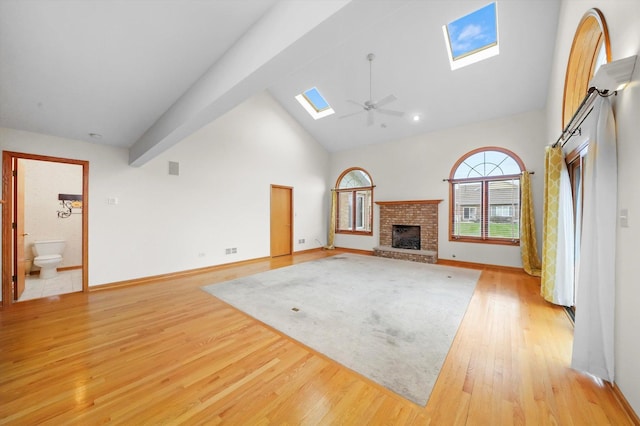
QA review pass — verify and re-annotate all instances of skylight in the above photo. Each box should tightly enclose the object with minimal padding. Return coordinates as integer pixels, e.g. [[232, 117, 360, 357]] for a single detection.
[[443, 2, 499, 70], [295, 87, 335, 120]]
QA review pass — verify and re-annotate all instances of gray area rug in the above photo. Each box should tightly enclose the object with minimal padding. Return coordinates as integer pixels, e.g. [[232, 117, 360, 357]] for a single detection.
[[201, 254, 480, 405]]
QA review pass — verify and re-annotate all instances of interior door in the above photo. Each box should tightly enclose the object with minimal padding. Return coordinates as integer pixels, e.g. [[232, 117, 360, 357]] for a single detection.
[[270, 185, 293, 257], [13, 158, 26, 299]]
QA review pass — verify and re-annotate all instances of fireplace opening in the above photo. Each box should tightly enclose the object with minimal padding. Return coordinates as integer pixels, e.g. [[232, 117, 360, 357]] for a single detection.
[[392, 225, 421, 250]]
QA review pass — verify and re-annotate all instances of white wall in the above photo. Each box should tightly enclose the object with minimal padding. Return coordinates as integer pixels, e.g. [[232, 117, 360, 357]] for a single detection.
[[1, 90, 329, 286], [545, 0, 640, 414], [23, 159, 83, 269], [329, 109, 547, 268]]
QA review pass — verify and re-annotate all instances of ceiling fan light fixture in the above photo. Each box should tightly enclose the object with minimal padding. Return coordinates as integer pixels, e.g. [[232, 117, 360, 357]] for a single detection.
[[339, 53, 405, 126]]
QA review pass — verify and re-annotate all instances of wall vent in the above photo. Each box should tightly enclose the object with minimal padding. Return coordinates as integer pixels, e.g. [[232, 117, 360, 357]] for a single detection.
[[168, 161, 180, 176]]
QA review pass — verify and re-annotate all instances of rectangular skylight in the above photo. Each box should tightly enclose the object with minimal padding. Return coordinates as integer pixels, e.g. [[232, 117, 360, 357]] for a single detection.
[[443, 2, 499, 70], [295, 87, 335, 120]]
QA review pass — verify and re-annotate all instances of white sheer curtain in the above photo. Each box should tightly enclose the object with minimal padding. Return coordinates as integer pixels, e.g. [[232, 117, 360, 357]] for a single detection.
[[571, 96, 617, 383], [555, 159, 575, 306]]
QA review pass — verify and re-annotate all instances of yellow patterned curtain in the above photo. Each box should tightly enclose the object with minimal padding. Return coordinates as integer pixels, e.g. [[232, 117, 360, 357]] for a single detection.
[[325, 190, 337, 250], [541, 145, 575, 305], [520, 171, 541, 276]]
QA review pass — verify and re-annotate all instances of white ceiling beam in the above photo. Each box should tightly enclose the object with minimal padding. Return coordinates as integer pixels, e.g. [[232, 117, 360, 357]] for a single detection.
[[128, 0, 410, 166]]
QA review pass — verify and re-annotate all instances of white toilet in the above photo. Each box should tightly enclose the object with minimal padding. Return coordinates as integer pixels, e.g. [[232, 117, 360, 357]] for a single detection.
[[32, 240, 66, 279]]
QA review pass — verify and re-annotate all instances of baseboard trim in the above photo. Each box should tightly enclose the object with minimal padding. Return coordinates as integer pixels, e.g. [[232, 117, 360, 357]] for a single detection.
[[610, 382, 640, 425], [436, 258, 525, 273], [27, 265, 82, 277], [58, 265, 82, 272], [90, 256, 271, 292]]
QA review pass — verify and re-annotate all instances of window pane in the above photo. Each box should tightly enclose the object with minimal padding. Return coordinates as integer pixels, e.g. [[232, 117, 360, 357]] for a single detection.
[[338, 170, 372, 188], [303, 87, 330, 112], [356, 190, 371, 231], [337, 192, 352, 231], [488, 180, 519, 239], [453, 150, 521, 179], [446, 2, 497, 60], [453, 182, 481, 237]]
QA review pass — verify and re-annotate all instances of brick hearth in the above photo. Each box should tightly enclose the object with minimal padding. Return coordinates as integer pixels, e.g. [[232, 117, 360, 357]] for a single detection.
[[374, 200, 442, 264]]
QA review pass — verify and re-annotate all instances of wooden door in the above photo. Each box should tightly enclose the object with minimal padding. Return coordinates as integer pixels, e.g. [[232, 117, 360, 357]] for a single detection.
[[13, 159, 26, 299], [270, 185, 292, 257]]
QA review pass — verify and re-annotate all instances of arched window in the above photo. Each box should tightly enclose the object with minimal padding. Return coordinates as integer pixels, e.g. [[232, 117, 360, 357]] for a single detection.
[[562, 8, 610, 129], [335, 167, 373, 234], [449, 147, 525, 244]]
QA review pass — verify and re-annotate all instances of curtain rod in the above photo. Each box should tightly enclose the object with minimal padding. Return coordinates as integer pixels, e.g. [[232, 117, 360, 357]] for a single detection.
[[552, 87, 615, 148]]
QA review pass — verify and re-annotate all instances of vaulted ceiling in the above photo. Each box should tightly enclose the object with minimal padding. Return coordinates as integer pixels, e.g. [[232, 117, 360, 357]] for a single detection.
[[0, 0, 560, 165]]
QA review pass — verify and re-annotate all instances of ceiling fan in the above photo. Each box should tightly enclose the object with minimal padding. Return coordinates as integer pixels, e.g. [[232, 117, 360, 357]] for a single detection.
[[340, 53, 405, 126]]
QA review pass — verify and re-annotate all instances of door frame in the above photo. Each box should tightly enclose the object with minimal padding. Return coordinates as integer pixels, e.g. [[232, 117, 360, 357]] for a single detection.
[[1, 151, 89, 308], [270, 184, 293, 257]]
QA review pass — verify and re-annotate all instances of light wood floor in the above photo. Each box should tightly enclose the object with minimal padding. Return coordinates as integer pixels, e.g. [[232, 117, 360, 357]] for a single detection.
[[0, 249, 635, 424]]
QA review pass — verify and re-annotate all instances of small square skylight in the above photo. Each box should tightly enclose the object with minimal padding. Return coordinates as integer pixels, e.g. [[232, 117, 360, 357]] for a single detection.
[[295, 87, 335, 120], [443, 2, 499, 70]]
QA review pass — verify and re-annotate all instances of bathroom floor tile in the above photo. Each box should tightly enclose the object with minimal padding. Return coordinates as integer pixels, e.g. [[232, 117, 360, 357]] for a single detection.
[[17, 270, 82, 302]]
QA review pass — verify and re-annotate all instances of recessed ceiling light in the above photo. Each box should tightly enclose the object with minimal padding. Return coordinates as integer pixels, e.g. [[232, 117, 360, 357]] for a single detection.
[[89, 133, 102, 139], [412, 114, 421, 122]]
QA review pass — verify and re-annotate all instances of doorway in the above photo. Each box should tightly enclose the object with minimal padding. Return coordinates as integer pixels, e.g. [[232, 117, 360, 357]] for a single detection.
[[270, 185, 293, 257], [566, 143, 588, 315], [2, 151, 89, 307]]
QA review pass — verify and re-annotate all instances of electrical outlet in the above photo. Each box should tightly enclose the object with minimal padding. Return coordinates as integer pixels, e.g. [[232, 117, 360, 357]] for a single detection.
[[231, 248, 237, 254], [298, 238, 305, 244], [198, 252, 205, 258]]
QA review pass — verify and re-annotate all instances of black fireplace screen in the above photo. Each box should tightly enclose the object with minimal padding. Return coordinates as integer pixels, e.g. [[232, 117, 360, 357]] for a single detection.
[[392, 225, 421, 250]]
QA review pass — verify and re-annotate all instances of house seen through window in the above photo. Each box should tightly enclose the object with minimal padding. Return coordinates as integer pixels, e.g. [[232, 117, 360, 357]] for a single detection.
[[449, 147, 524, 244], [336, 168, 373, 234]]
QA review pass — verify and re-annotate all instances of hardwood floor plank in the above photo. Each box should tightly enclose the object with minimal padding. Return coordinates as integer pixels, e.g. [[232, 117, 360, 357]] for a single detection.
[[0, 249, 636, 424]]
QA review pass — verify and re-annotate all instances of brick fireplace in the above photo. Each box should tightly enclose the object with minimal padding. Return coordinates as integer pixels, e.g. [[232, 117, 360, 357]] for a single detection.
[[374, 199, 442, 264]]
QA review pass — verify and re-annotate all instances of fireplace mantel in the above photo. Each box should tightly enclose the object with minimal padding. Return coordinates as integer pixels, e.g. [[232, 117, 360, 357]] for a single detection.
[[375, 199, 443, 206]]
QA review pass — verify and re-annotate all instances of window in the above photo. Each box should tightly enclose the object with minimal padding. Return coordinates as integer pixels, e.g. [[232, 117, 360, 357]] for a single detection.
[[463, 206, 477, 221], [492, 205, 512, 217], [295, 87, 335, 120], [449, 147, 524, 244], [562, 8, 610, 128], [336, 168, 373, 234], [443, 2, 499, 70], [562, 8, 611, 311]]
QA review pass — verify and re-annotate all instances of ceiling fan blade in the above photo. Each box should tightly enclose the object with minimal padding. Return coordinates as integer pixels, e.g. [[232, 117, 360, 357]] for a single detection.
[[375, 94, 397, 108], [367, 110, 375, 126], [347, 99, 365, 108], [339, 110, 365, 119], [377, 108, 405, 117]]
